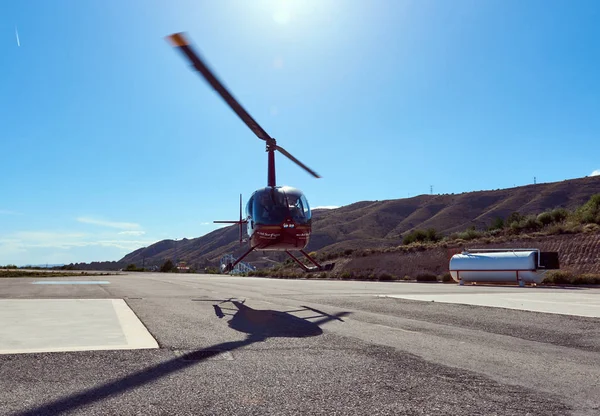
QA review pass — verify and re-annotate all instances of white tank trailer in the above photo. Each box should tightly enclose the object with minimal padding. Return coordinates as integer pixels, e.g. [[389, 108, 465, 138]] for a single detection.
[[449, 249, 560, 286]]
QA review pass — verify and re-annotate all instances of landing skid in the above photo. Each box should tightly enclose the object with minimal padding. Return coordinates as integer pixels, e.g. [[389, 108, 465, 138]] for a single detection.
[[285, 250, 335, 272], [222, 245, 256, 273], [222, 247, 335, 274]]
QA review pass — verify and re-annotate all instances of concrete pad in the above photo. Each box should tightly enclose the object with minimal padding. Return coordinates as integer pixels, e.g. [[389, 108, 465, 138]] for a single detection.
[[380, 292, 600, 318], [0, 299, 158, 354]]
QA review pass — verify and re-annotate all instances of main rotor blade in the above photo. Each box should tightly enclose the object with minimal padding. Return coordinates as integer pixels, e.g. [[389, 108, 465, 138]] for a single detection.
[[275, 145, 321, 178], [166, 33, 271, 142]]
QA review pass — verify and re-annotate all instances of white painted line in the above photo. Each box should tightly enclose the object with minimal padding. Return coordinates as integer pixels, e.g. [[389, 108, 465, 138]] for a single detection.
[[374, 323, 417, 333], [379, 293, 600, 318], [32, 281, 110, 285], [112, 299, 158, 350]]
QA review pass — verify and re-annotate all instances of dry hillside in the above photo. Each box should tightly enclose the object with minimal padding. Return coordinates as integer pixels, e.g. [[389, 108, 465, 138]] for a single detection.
[[120, 175, 600, 269], [332, 231, 600, 279]]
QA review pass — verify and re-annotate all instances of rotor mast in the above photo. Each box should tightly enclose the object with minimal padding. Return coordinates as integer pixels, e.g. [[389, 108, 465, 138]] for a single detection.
[[267, 138, 276, 187]]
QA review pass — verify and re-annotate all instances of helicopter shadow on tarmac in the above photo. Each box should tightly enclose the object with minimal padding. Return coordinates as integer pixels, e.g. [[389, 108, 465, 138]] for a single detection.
[[208, 298, 348, 341], [13, 300, 349, 416]]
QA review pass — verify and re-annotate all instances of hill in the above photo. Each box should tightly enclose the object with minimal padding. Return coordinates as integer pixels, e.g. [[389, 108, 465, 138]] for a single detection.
[[119, 175, 600, 269]]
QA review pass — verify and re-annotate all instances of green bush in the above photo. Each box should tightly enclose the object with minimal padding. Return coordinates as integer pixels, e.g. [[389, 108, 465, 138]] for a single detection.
[[575, 194, 600, 224], [125, 264, 145, 272], [550, 208, 569, 223], [403, 229, 427, 245], [507, 212, 525, 225], [160, 260, 174, 273], [488, 217, 505, 230], [403, 228, 440, 245], [542, 270, 574, 284], [378, 272, 395, 281], [440, 273, 453, 283], [573, 274, 600, 285], [543, 271, 600, 285], [521, 216, 542, 231], [416, 273, 438, 282], [509, 216, 542, 233], [537, 212, 553, 226], [457, 227, 482, 240]]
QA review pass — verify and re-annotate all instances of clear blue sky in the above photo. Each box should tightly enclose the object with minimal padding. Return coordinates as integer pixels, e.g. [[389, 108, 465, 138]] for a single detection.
[[1, 0, 599, 265]]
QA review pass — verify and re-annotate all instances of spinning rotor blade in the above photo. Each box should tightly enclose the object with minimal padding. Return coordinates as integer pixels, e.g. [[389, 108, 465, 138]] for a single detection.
[[275, 145, 321, 179], [167, 32, 321, 180], [166, 32, 270, 142]]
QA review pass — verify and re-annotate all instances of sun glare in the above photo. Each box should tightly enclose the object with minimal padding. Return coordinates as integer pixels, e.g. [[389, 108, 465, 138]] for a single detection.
[[273, 8, 292, 25], [269, 0, 319, 25]]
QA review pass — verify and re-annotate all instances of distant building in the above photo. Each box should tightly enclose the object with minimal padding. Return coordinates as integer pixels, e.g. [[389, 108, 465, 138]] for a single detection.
[[177, 261, 190, 272]]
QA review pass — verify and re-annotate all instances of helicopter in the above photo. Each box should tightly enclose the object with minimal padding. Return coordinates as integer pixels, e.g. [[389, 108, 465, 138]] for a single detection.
[[166, 33, 334, 273]]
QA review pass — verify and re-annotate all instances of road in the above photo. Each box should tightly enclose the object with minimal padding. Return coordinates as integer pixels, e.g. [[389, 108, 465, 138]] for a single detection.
[[1, 273, 599, 415]]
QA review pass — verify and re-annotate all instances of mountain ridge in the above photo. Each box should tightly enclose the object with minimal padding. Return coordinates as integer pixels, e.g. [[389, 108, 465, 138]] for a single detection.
[[119, 175, 600, 269]]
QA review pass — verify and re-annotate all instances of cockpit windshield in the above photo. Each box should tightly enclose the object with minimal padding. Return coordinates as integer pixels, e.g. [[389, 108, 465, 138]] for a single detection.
[[250, 187, 312, 225]]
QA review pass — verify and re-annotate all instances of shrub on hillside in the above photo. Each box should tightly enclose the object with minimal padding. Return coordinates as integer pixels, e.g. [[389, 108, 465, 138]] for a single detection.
[[507, 212, 525, 225], [403, 229, 427, 245], [377, 272, 395, 281], [339, 271, 352, 280], [583, 223, 600, 233], [573, 274, 600, 285], [575, 194, 600, 225], [545, 223, 566, 235], [537, 212, 553, 226], [543, 271, 600, 285], [488, 217, 505, 230], [522, 216, 543, 231], [550, 208, 569, 223], [509, 215, 542, 233], [440, 273, 453, 283], [457, 227, 482, 240], [538, 208, 569, 227], [542, 270, 574, 285], [416, 273, 438, 282], [403, 228, 440, 245]]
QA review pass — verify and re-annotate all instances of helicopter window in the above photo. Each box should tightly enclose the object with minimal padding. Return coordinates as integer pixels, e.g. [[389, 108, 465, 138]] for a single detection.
[[251, 188, 312, 225], [299, 194, 311, 219], [246, 195, 254, 219], [283, 189, 311, 224], [252, 189, 288, 225], [286, 194, 305, 220]]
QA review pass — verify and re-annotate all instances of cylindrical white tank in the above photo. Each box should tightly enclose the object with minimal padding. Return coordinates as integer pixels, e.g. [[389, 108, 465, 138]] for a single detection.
[[449, 250, 545, 284]]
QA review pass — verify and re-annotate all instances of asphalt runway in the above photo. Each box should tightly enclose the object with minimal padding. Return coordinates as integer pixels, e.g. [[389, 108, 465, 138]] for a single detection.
[[1, 273, 599, 415]]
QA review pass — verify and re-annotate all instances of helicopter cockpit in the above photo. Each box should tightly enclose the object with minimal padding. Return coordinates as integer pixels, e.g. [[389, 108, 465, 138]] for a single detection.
[[247, 186, 312, 226]]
